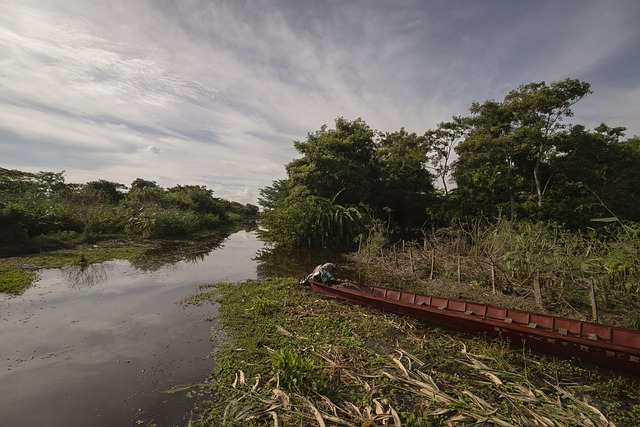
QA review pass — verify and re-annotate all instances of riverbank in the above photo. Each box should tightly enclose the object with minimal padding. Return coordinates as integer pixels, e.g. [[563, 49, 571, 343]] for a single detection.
[[0, 228, 240, 294], [186, 277, 640, 426]]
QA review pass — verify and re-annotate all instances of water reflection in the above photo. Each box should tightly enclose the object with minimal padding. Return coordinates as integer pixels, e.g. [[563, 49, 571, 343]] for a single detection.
[[254, 244, 359, 280], [61, 263, 113, 289], [128, 234, 228, 271]]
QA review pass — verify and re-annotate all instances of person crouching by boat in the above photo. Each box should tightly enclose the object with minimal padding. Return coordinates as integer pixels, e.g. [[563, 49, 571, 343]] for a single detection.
[[308, 262, 337, 284]]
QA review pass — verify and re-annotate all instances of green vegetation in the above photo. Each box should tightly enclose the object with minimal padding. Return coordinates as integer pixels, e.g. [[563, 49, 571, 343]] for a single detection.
[[256, 77, 640, 325], [355, 218, 640, 328], [0, 169, 258, 252], [0, 169, 258, 293], [259, 78, 640, 249], [185, 278, 640, 426], [0, 265, 37, 294]]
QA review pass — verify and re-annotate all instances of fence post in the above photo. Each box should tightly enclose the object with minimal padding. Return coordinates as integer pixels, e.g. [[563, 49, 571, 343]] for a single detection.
[[589, 278, 599, 323], [408, 244, 416, 274], [533, 270, 543, 309], [429, 249, 435, 280], [491, 264, 496, 295]]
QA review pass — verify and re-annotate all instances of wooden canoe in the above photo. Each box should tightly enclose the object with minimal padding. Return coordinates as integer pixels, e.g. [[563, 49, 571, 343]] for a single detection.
[[307, 280, 640, 375]]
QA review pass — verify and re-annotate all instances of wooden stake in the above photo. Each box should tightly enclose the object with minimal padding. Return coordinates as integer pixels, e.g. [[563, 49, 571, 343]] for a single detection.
[[491, 264, 496, 295], [589, 278, 599, 323], [408, 245, 415, 274], [394, 245, 398, 268], [429, 250, 435, 280], [457, 256, 461, 285], [533, 270, 543, 309]]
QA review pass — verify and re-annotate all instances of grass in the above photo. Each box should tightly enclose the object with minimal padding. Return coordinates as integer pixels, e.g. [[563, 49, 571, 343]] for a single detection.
[[0, 265, 37, 294], [184, 277, 640, 426], [0, 242, 148, 294]]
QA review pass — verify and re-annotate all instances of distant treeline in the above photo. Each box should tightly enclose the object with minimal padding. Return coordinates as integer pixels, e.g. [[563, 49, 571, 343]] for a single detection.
[[258, 78, 640, 248], [0, 168, 259, 248]]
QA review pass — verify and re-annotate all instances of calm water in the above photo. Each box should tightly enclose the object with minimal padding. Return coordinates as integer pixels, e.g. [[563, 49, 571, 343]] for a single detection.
[[0, 231, 275, 427]]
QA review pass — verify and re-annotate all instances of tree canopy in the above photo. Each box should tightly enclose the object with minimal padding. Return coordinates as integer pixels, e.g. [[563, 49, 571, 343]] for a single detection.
[[259, 78, 640, 247], [0, 168, 258, 247]]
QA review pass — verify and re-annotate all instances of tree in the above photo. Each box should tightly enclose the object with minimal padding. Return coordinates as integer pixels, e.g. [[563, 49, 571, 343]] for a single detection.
[[286, 117, 378, 206], [548, 125, 640, 226], [503, 78, 592, 207], [130, 178, 158, 191], [425, 117, 468, 195], [85, 180, 126, 204], [258, 118, 378, 247], [452, 99, 529, 220], [451, 78, 592, 221], [375, 128, 435, 232], [258, 179, 293, 211]]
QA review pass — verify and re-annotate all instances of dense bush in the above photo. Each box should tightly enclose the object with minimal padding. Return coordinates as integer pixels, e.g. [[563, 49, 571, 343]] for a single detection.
[[0, 168, 258, 250]]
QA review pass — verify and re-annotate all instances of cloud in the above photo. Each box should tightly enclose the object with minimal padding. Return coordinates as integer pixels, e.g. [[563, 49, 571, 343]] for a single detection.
[[1, 0, 639, 204]]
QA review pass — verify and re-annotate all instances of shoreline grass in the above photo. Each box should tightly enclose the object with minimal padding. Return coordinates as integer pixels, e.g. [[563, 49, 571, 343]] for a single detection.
[[185, 277, 640, 426]]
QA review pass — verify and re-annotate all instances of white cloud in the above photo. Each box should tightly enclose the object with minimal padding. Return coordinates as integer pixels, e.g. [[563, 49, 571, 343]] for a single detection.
[[1, 0, 639, 204]]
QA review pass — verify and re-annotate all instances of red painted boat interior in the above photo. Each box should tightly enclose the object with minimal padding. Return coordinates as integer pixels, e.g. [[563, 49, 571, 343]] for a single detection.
[[339, 282, 640, 351]]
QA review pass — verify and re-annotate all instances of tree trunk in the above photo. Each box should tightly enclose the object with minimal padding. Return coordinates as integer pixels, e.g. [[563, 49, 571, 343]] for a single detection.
[[533, 145, 544, 208]]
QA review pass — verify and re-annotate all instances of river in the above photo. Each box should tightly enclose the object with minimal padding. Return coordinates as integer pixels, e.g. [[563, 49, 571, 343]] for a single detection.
[[0, 230, 278, 427]]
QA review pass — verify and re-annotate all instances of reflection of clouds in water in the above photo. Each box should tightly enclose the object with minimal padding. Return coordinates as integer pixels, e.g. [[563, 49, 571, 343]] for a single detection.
[[61, 263, 113, 289]]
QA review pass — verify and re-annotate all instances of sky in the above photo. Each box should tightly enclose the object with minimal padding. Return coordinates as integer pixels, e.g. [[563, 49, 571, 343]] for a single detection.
[[1, 0, 639, 205]]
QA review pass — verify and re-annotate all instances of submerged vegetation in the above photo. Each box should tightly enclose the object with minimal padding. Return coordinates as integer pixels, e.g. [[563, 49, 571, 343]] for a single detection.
[[185, 278, 640, 426]]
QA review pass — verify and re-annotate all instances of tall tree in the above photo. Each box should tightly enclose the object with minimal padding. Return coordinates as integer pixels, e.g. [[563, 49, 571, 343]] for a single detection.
[[452, 78, 592, 221], [425, 117, 468, 195], [286, 117, 377, 206], [85, 180, 126, 204], [452, 100, 529, 220], [503, 78, 592, 207], [549, 125, 640, 226], [375, 128, 435, 232]]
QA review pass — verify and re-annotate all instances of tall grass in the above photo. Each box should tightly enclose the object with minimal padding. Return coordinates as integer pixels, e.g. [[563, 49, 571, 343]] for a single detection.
[[355, 218, 640, 328]]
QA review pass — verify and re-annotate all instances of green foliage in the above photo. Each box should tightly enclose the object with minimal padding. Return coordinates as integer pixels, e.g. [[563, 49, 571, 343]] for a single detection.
[[187, 277, 638, 427], [0, 265, 37, 294], [259, 187, 366, 248], [85, 180, 126, 204], [260, 118, 438, 247], [252, 297, 279, 315], [450, 78, 603, 225], [0, 168, 249, 253], [128, 207, 199, 238], [375, 128, 435, 232], [270, 348, 322, 393], [287, 117, 378, 206]]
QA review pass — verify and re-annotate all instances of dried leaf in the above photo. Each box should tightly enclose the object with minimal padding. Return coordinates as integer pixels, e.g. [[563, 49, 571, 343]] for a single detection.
[[389, 405, 402, 426], [232, 372, 239, 388], [373, 398, 385, 415], [251, 374, 261, 392], [301, 396, 326, 427], [482, 371, 503, 385], [268, 411, 280, 427], [391, 356, 410, 378]]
